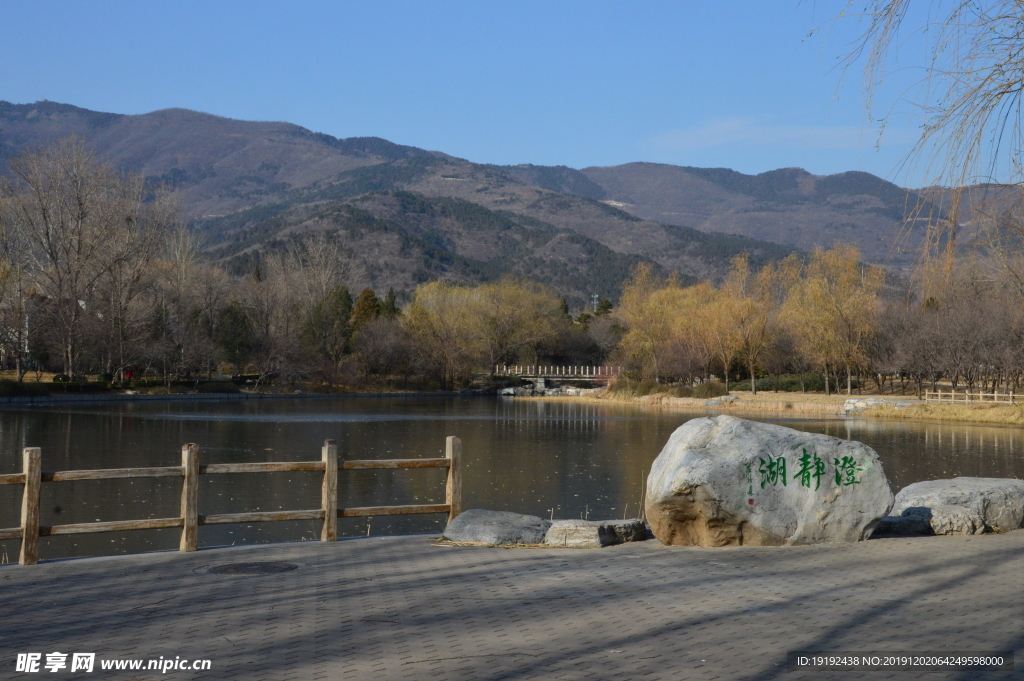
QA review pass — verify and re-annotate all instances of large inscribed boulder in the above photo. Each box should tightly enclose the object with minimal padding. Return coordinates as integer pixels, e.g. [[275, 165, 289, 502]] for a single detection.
[[891, 477, 1024, 531], [645, 415, 894, 546]]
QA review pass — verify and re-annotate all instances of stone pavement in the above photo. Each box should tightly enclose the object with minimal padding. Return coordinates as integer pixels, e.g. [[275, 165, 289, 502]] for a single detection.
[[2, 530, 1022, 681]]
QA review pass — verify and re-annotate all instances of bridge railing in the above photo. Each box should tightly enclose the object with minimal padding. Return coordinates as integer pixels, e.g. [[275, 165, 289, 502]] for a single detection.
[[495, 365, 621, 377]]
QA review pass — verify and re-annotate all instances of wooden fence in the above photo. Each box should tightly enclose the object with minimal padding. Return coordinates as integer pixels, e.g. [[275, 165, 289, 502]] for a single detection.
[[924, 390, 1016, 404], [0, 436, 462, 565]]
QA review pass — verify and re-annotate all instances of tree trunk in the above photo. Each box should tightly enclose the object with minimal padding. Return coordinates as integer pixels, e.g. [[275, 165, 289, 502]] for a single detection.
[[749, 360, 757, 395], [846, 365, 852, 395]]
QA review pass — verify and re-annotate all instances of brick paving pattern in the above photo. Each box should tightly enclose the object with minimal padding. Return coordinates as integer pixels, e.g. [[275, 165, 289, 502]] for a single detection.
[[2, 530, 1022, 680]]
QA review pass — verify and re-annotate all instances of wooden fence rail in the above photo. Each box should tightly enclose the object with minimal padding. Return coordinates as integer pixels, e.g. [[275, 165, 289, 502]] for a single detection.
[[0, 436, 462, 565], [924, 390, 1016, 404]]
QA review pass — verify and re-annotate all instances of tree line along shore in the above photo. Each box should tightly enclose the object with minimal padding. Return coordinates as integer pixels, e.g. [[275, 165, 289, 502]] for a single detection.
[[1, 138, 1022, 407]]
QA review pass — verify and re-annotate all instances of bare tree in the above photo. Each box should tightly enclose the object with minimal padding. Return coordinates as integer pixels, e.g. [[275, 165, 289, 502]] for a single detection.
[[839, 1, 1024, 261], [0, 227, 34, 380], [2, 137, 169, 375]]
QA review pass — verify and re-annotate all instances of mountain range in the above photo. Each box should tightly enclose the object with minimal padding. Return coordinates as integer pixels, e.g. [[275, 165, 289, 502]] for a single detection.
[[0, 100, 939, 306]]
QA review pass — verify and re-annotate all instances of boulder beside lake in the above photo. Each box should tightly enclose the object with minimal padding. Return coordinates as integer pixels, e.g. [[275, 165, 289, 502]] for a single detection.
[[442, 509, 550, 545], [645, 415, 894, 546], [542, 519, 647, 549], [876, 504, 985, 536], [891, 477, 1024, 531]]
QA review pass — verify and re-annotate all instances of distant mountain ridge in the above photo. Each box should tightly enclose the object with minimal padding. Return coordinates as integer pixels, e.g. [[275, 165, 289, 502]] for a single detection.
[[0, 100, 937, 302]]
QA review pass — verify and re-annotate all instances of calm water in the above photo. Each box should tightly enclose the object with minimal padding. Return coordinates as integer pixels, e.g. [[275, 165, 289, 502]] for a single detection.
[[1, 396, 1023, 561]]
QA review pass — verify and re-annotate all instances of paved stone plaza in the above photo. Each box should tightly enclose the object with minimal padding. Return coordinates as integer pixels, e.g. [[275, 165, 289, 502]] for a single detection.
[[2, 530, 1022, 680]]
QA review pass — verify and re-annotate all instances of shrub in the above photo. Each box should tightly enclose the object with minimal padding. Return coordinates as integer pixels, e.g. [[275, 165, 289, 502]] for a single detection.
[[672, 385, 694, 398], [607, 378, 631, 394], [52, 374, 71, 384], [196, 381, 240, 394], [734, 374, 830, 393], [608, 378, 669, 396], [633, 379, 663, 396], [0, 380, 50, 397], [693, 380, 728, 398]]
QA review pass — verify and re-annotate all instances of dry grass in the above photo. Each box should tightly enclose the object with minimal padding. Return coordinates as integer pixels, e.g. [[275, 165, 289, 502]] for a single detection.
[[532, 389, 1024, 427], [528, 391, 849, 415], [864, 402, 1024, 425], [0, 370, 58, 383]]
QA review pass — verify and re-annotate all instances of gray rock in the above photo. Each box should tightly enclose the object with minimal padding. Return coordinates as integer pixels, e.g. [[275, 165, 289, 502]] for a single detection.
[[645, 415, 894, 546], [442, 509, 550, 545], [875, 504, 985, 536], [704, 395, 738, 407], [842, 397, 890, 414], [542, 519, 647, 548], [908, 505, 986, 536], [875, 513, 932, 536], [892, 477, 1024, 531]]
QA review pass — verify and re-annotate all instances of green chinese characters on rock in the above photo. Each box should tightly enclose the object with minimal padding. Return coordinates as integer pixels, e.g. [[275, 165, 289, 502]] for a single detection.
[[793, 448, 826, 490], [757, 453, 786, 488], [748, 446, 865, 501], [834, 456, 864, 486]]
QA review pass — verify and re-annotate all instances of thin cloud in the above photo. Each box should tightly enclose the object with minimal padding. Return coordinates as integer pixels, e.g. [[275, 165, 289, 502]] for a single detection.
[[645, 117, 915, 152]]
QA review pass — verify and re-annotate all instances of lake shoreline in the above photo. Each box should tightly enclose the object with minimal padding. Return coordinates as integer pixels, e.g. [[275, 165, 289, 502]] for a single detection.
[[523, 390, 1024, 426], [9, 387, 1024, 427], [0, 389, 468, 407]]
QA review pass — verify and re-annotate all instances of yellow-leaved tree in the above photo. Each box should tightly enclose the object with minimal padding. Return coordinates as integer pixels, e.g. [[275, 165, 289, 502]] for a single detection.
[[782, 246, 883, 395], [465, 278, 564, 372], [616, 264, 681, 380], [403, 281, 479, 389]]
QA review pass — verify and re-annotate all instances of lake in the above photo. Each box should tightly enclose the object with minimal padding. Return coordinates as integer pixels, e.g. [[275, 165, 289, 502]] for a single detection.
[[2, 396, 1023, 561]]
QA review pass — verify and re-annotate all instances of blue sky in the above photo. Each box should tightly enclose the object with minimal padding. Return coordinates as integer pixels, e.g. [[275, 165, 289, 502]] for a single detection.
[[1, 1, 930, 183]]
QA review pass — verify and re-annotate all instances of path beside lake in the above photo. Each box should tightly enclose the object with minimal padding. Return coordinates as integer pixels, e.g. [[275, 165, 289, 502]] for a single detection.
[[3, 531, 1022, 680]]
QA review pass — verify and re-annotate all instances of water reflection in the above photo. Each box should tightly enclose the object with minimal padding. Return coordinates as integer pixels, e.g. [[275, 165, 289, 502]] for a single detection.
[[0, 397, 1022, 561]]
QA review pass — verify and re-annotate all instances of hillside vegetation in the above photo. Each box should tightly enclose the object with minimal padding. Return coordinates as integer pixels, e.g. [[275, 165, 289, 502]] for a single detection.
[[0, 100, 942, 294]]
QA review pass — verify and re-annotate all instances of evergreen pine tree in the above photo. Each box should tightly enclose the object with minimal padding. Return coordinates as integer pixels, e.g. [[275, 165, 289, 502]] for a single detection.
[[300, 285, 352, 365], [350, 288, 381, 334], [381, 287, 400, 316], [559, 297, 571, 319]]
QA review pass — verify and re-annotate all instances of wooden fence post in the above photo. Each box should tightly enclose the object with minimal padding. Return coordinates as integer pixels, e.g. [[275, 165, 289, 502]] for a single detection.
[[179, 443, 199, 552], [321, 439, 337, 541], [19, 447, 40, 565], [445, 436, 462, 524]]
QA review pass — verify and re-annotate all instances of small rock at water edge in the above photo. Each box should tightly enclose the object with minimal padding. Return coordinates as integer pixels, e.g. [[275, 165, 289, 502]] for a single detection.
[[891, 477, 1024, 531], [542, 519, 647, 548], [442, 509, 550, 545], [875, 504, 985, 536], [645, 415, 894, 546]]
